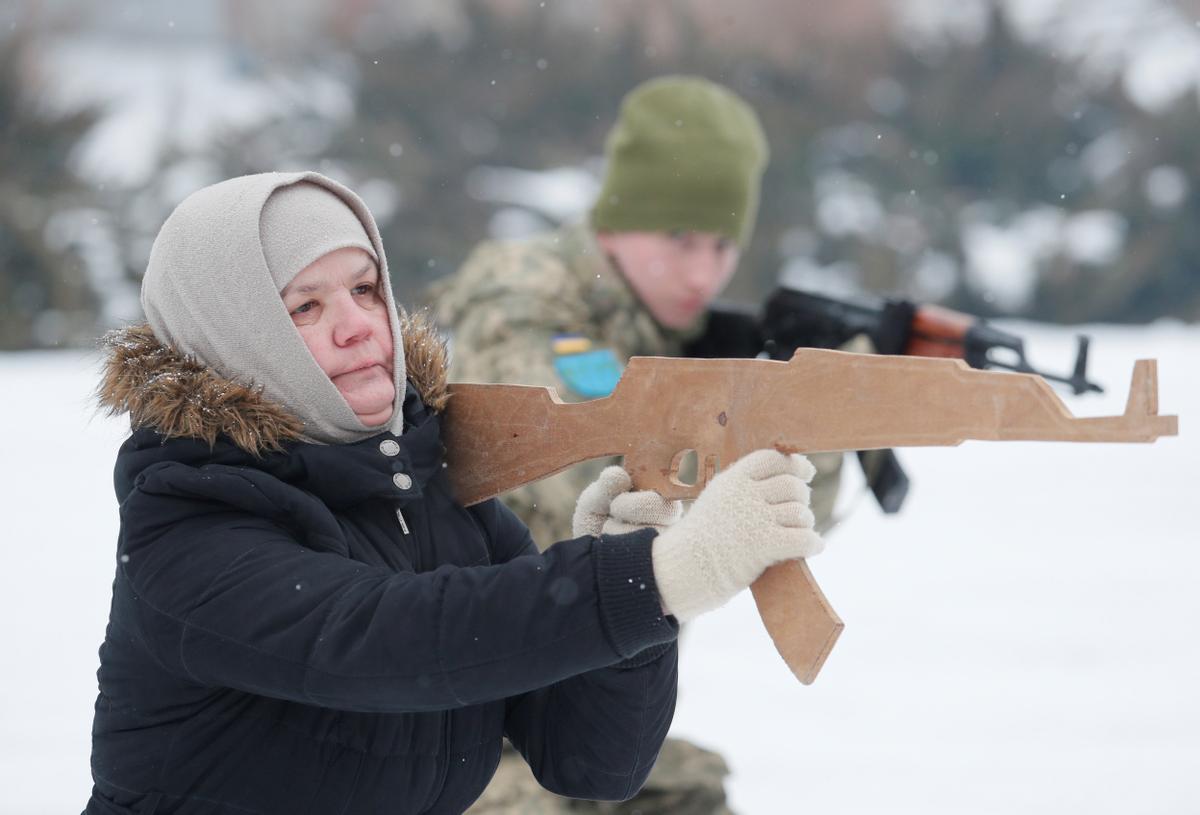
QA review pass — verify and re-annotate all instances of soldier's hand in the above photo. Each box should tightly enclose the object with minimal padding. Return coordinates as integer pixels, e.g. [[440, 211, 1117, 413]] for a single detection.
[[572, 466, 683, 538], [650, 449, 823, 622]]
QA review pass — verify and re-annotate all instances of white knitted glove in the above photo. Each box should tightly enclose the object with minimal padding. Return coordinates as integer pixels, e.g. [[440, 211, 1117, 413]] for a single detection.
[[651, 449, 824, 622], [572, 466, 684, 538]]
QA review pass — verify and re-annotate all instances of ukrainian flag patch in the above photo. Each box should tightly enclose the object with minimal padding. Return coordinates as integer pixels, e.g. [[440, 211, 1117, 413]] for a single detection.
[[552, 334, 623, 398], [551, 335, 593, 355]]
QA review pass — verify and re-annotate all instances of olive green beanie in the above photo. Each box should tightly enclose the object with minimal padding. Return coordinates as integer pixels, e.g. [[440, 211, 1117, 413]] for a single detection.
[[590, 75, 769, 247]]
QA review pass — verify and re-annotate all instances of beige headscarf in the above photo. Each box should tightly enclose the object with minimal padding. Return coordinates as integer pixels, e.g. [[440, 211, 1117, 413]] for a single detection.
[[141, 171, 407, 445]]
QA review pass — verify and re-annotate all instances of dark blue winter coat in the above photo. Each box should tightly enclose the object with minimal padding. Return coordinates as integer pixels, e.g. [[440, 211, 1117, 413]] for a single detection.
[[87, 323, 678, 814]]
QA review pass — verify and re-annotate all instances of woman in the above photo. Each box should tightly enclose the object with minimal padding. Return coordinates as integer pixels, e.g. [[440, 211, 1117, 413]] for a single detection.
[[89, 171, 823, 813]]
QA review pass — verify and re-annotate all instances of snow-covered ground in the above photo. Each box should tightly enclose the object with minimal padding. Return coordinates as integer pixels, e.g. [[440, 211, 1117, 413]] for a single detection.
[[0, 321, 1194, 813]]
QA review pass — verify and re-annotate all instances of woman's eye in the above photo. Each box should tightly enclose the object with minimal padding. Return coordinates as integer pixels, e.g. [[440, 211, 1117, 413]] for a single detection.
[[292, 301, 316, 315], [353, 284, 376, 297]]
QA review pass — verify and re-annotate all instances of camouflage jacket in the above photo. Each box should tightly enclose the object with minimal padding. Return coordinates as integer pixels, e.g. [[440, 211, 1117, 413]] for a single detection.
[[436, 223, 843, 548]]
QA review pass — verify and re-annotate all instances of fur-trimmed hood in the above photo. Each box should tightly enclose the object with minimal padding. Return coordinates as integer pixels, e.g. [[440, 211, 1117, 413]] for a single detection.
[[97, 311, 450, 456]]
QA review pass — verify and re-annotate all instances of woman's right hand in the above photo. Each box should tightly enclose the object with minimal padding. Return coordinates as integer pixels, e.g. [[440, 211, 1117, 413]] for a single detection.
[[572, 465, 683, 538], [650, 449, 824, 622]]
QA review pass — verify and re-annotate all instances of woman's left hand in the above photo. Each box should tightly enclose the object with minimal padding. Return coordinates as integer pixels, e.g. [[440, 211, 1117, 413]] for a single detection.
[[572, 466, 684, 538]]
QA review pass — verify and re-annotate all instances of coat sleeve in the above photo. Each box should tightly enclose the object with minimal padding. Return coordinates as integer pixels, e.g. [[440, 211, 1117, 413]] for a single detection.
[[504, 645, 677, 802], [474, 499, 680, 802], [116, 474, 677, 715]]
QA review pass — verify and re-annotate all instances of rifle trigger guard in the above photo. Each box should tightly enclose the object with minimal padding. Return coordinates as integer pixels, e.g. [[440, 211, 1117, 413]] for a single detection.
[[665, 449, 719, 495]]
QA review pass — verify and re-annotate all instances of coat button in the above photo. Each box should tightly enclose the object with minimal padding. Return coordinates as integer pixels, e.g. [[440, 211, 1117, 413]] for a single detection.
[[379, 439, 401, 457], [392, 472, 413, 490]]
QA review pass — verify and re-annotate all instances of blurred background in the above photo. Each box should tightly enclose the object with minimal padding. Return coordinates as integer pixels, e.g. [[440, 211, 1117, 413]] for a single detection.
[[1, 2, 1197, 813], [4, 0, 1200, 350]]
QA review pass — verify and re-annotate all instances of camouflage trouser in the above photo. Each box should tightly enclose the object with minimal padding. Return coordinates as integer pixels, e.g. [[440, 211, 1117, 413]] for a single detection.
[[466, 737, 734, 814]]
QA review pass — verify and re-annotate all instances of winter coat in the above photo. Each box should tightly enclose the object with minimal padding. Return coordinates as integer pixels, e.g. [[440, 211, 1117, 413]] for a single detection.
[[86, 317, 679, 815]]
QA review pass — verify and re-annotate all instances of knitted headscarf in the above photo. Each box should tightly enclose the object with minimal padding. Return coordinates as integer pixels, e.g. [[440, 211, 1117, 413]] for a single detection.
[[590, 75, 769, 247], [141, 171, 407, 444]]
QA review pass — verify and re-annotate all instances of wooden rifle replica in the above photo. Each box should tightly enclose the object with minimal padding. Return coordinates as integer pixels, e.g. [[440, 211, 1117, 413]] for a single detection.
[[441, 349, 1178, 685]]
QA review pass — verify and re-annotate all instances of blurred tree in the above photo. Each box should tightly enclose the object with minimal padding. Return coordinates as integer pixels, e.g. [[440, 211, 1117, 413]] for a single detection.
[[0, 35, 96, 349], [1089, 95, 1200, 322], [750, 5, 1200, 322], [6, 0, 1199, 350]]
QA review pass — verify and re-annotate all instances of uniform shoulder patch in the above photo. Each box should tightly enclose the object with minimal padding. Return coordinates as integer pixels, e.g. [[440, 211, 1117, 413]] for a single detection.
[[552, 334, 623, 398]]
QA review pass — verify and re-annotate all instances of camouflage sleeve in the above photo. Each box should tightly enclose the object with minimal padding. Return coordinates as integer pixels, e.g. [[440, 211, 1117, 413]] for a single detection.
[[805, 451, 842, 534], [438, 241, 612, 550]]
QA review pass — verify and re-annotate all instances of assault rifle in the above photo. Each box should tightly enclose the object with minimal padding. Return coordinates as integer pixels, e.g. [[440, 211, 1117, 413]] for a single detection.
[[684, 287, 1105, 514]]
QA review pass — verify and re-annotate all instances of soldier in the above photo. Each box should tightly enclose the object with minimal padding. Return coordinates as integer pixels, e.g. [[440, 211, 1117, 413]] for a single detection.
[[437, 75, 842, 813]]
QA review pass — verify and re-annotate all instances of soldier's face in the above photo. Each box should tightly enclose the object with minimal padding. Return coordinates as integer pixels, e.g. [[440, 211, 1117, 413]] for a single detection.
[[597, 230, 739, 329], [281, 247, 396, 427]]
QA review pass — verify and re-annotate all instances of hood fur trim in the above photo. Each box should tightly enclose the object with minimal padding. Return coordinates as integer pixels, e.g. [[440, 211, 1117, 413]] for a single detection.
[[97, 311, 450, 456]]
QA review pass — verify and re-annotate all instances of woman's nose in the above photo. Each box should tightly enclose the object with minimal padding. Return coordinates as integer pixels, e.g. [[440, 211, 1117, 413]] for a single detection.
[[331, 296, 374, 347]]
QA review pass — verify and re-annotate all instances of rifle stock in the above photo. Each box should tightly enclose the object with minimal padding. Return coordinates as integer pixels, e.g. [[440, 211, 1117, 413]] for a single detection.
[[441, 349, 1178, 684]]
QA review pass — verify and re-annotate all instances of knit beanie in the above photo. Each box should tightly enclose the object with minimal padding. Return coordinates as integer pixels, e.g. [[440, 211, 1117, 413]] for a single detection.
[[590, 75, 769, 247], [259, 182, 377, 291], [141, 171, 407, 445]]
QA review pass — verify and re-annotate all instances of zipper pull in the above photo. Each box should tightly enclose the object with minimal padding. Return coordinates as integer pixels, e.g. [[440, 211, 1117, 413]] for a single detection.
[[395, 508, 411, 536]]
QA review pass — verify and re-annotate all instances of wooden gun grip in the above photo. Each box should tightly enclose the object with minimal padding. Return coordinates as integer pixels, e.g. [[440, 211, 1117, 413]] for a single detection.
[[626, 450, 843, 684], [750, 560, 843, 685]]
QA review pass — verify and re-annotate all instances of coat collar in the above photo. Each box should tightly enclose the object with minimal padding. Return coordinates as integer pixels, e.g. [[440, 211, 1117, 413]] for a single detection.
[[262, 384, 445, 509], [98, 312, 449, 457], [100, 312, 452, 508], [114, 383, 445, 510]]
